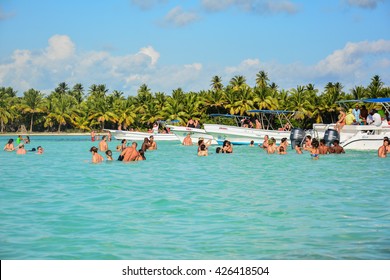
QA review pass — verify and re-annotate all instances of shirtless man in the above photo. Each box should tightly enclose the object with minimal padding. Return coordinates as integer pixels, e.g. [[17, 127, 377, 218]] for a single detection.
[[99, 136, 108, 152], [148, 135, 157, 150], [120, 142, 139, 161], [329, 140, 345, 154], [182, 134, 193, 146], [16, 144, 27, 154], [90, 146, 104, 163], [378, 139, 389, 158], [319, 139, 329, 154]]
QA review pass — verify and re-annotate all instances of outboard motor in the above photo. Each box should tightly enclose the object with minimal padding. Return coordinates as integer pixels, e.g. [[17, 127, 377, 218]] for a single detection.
[[290, 128, 305, 149], [323, 129, 339, 146]]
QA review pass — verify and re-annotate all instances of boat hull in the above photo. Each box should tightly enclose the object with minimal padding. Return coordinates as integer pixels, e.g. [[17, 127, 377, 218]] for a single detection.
[[203, 124, 290, 145], [165, 125, 217, 144], [106, 130, 178, 141], [313, 123, 390, 150]]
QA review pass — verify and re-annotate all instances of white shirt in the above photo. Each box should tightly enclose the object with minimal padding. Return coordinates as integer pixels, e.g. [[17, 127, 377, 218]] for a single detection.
[[372, 113, 382, 126]]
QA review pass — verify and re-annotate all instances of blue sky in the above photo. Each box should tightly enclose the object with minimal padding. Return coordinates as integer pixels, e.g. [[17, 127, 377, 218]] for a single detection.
[[0, 0, 389, 95]]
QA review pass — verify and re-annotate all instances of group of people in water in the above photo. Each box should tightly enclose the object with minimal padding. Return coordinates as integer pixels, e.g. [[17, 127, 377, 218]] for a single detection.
[[89, 134, 158, 163], [3, 135, 44, 154]]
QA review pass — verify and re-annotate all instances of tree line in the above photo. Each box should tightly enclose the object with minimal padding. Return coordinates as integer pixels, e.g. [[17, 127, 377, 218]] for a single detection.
[[0, 71, 389, 133]]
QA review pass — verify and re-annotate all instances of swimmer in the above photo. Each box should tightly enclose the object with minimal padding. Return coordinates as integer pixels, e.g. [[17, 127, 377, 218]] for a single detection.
[[182, 134, 193, 146], [105, 150, 113, 161], [4, 139, 15, 151], [90, 146, 104, 163], [148, 135, 157, 150], [310, 138, 320, 160], [16, 144, 27, 155], [99, 135, 108, 152], [135, 149, 146, 161], [198, 144, 208, 156], [36, 146, 44, 154]]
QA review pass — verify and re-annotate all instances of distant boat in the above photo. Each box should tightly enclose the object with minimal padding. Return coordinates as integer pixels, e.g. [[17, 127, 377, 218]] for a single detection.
[[203, 111, 294, 145], [105, 120, 178, 141], [313, 97, 390, 150], [105, 129, 178, 141], [165, 125, 217, 145]]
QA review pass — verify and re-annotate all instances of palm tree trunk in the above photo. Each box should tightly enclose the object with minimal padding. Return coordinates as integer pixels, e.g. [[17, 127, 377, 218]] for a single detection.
[[58, 124, 61, 133], [1, 119, 4, 133], [30, 114, 34, 132]]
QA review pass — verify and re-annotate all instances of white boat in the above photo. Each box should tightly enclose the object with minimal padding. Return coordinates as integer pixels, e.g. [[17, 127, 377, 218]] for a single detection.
[[313, 97, 390, 150], [106, 129, 178, 141], [165, 125, 217, 145], [203, 111, 294, 145]]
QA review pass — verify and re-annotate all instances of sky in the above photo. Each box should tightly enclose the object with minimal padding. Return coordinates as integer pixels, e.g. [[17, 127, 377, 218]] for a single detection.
[[0, 0, 389, 96]]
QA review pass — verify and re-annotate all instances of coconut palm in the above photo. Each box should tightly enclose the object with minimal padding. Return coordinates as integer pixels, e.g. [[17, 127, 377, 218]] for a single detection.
[[210, 76, 224, 92], [45, 95, 77, 132], [19, 88, 46, 132], [255, 70, 269, 89], [229, 75, 247, 92], [367, 75, 384, 98], [0, 87, 17, 133]]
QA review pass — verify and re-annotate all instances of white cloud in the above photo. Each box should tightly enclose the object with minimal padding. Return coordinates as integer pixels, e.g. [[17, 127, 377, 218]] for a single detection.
[[162, 6, 199, 27], [316, 40, 390, 74], [1, 35, 389, 95], [138, 46, 160, 66], [346, 0, 384, 9], [201, 0, 299, 14], [44, 35, 75, 60]]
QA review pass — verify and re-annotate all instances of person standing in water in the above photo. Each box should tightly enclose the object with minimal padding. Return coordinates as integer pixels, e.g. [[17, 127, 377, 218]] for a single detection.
[[90, 146, 104, 163]]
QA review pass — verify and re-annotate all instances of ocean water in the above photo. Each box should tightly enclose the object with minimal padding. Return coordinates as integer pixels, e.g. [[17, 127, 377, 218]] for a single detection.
[[0, 135, 389, 260]]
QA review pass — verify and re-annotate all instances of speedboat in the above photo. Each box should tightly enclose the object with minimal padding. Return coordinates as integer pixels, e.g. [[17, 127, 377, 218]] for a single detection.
[[165, 125, 217, 145], [203, 111, 294, 145], [105, 129, 178, 141], [313, 97, 390, 150]]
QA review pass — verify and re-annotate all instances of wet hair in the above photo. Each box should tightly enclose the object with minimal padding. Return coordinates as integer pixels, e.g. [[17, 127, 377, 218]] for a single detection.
[[312, 138, 319, 148], [138, 149, 146, 160], [198, 139, 204, 146], [102, 135, 106, 140], [121, 139, 126, 144], [106, 150, 112, 156], [320, 139, 326, 145], [250, 140, 254, 145], [216, 147, 222, 153], [8, 139, 13, 144], [90, 146, 98, 153], [333, 139, 340, 145], [200, 144, 206, 151], [279, 146, 285, 152]]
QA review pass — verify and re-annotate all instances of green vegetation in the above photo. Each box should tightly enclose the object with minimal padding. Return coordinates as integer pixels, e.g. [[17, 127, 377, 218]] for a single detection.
[[0, 72, 389, 133]]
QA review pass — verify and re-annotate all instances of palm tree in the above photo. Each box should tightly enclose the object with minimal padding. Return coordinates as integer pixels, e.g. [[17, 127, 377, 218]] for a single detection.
[[255, 70, 269, 89], [210, 76, 224, 92], [367, 75, 384, 98], [20, 89, 46, 132], [45, 95, 77, 132], [71, 83, 85, 104], [229, 75, 247, 92], [0, 87, 17, 133]]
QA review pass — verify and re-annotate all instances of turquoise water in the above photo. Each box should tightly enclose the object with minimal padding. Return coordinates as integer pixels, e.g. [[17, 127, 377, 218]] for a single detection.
[[0, 136, 389, 260]]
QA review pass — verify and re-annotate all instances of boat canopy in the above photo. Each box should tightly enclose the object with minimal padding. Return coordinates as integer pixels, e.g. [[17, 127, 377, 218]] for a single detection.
[[336, 97, 390, 115], [246, 110, 295, 130], [209, 113, 247, 118]]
